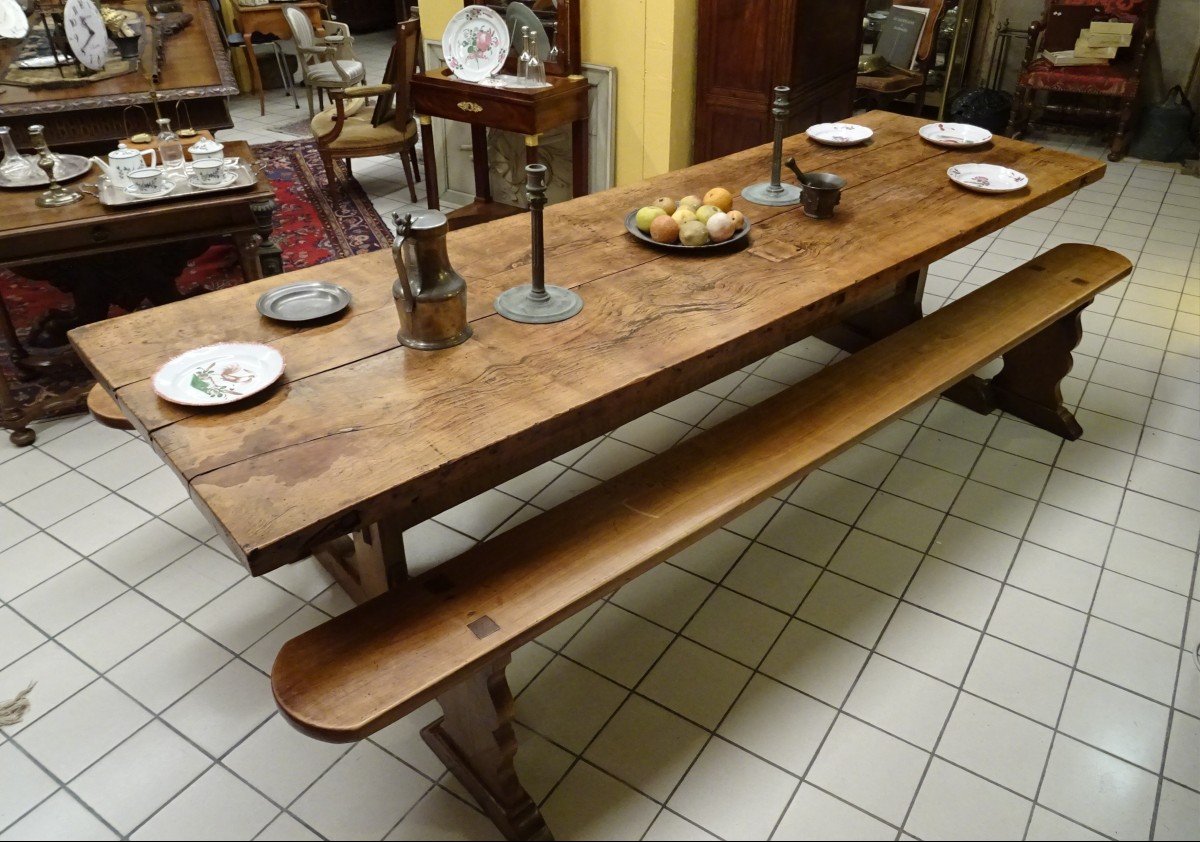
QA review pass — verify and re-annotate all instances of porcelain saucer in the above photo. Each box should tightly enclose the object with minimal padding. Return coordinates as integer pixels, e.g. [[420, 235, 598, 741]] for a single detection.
[[947, 163, 1029, 193]]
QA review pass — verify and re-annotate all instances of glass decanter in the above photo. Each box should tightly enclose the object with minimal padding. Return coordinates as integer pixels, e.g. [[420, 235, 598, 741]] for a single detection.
[[156, 117, 185, 171], [0, 126, 35, 180], [522, 29, 546, 87], [517, 27, 532, 79]]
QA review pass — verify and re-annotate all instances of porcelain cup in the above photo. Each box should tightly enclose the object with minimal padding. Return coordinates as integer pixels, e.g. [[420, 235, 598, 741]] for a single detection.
[[128, 167, 165, 194], [192, 159, 224, 185]]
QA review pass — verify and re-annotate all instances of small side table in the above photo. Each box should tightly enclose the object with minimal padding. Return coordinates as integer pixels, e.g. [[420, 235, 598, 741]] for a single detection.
[[234, 1, 327, 115], [0, 140, 278, 446], [411, 69, 590, 229]]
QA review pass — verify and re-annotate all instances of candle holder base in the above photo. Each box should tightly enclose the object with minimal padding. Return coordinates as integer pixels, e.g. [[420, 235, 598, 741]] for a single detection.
[[495, 284, 583, 324], [741, 181, 802, 207]]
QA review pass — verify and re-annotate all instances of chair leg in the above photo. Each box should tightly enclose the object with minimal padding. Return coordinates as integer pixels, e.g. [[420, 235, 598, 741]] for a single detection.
[[273, 42, 300, 110], [400, 148, 418, 203], [409, 147, 421, 183], [319, 151, 339, 201], [305, 83, 314, 119], [1007, 86, 1031, 139], [344, 158, 352, 176], [1109, 97, 1134, 162], [318, 88, 325, 112]]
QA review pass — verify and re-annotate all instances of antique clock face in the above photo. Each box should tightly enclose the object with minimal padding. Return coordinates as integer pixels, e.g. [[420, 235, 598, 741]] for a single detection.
[[63, 0, 109, 71]]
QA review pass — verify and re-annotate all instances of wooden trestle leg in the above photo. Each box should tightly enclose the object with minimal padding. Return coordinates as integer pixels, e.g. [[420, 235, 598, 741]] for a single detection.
[[989, 302, 1087, 440], [313, 516, 408, 604], [421, 657, 553, 842]]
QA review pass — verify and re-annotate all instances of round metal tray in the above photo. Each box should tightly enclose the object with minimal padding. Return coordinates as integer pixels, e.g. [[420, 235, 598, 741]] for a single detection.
[[624, 209, 751, 252], [256, 282, 352, 322], [0, 154, 93, 189]]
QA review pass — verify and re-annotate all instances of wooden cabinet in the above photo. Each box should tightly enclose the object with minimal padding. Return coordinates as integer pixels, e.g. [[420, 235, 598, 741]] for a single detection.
[[694, 0, 867, 162]]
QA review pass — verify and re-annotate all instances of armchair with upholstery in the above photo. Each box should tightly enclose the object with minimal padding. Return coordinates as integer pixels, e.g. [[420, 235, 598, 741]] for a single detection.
[[283, 6, 367, 117], [1006, 0, 1157, 161], [310, 18, 421, 202]]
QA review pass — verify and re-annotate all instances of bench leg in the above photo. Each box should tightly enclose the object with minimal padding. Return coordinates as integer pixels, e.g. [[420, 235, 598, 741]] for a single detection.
[[314, 516, 408, 604], [422, 658, 552, 842], [988, 303, 1086, 440]]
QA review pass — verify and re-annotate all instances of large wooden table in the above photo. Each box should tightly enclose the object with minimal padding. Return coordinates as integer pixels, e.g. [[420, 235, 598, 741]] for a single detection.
[[70, 112, 1105, 599]]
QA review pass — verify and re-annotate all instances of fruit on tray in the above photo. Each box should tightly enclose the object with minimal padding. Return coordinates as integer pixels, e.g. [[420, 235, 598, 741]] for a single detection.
[[636, 206, 666, 233], [633, 187, 741, 247], [706, 211, 736, 243], [679, 219, 711, 247], [703, 187, 734, 212], [650, 214, 680, 244]]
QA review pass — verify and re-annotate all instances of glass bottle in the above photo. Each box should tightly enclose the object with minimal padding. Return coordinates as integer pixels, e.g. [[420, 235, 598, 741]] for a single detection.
[[156, 117, 185, 171], [517, 27, 532, 80], [523, 29, 546, 87], [0, 126, 35, 179]]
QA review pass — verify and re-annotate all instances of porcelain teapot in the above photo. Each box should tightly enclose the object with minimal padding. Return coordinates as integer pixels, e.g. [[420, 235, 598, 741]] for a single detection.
[[89, 145, 156, 187], [188, 137, 225, 162]]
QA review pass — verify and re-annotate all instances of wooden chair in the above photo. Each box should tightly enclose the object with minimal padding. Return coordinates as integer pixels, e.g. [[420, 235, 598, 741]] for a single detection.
[[1007, 0, 1157, 161], [310, 19, 421, 202], [855, 0, 949, 115], [283, 5, 367, 118]]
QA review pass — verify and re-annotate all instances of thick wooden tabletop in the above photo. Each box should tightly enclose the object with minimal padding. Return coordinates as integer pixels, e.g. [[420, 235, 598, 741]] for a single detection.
[[70, 112, 1106, 575]]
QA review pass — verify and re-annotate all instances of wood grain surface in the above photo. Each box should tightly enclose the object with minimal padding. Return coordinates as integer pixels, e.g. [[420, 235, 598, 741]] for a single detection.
[[271, 244, 1132, 742], [70, 112, 1107, 575]]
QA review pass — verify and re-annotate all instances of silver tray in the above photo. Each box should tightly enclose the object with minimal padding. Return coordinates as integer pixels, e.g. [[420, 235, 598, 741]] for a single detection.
[[83, 162, 260, 207], [0, 154, 93, 189], [257, 282, 352, 321]]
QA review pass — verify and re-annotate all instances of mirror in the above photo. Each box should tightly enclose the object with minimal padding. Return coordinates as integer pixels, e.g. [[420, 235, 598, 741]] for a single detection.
[[465, 0, 580, 77]]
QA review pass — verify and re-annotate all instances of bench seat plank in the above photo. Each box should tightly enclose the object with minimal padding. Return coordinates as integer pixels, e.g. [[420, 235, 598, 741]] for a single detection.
[[272, 243, 1131, 743]]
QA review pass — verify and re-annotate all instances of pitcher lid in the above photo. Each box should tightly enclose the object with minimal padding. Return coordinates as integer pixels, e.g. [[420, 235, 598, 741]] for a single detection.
[[393, 209, 448, 234]]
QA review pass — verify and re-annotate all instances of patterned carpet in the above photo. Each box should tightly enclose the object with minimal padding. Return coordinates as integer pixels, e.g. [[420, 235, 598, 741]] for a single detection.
[[0, 140, 391, 415]]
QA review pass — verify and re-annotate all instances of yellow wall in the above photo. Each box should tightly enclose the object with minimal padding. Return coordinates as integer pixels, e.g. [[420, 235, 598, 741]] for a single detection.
[[419, 1, 697, 185]]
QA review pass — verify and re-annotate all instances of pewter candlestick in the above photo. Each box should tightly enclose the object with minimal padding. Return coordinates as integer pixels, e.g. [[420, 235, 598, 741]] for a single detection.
[[741, 86, 802, 207], [494, 164, 584, 324], [30, 125, 82, 208]]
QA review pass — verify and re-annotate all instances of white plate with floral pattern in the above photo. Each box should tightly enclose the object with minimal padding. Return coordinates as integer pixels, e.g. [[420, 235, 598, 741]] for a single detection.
[[152, 342, 284, 407], [947, 163, 1029, 194], [807, 122, 873, 146], [442, 5, 509, 83], [919, 122, 993, 148]]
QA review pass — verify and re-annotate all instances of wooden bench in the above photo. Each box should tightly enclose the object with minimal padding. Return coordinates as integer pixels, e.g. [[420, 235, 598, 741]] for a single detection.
[[271, 244, 1131, 841]]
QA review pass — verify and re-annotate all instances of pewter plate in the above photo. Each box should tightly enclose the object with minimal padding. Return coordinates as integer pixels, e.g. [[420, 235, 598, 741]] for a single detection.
[[0, 154, 92, 189], [256, 282, 351, 322]]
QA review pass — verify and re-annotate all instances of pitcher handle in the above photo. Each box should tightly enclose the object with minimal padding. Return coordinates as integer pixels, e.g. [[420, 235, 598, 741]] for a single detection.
[[140, 148, 157, 168], [391, 212, 416, 313]]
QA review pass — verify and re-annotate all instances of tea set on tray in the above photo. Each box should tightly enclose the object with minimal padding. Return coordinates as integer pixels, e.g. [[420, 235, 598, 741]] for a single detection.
[[84, 137, 257, 205]]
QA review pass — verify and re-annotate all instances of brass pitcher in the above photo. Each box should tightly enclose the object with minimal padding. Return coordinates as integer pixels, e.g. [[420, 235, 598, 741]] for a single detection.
[[391, 211, 472, 350]]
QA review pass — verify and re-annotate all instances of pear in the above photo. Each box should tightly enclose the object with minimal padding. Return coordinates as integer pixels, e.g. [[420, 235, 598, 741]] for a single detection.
[[695, 204, 721, 224], [652, 196, 677, 215], [635, 206, 666, 233], [678, 195, 702, 211], [728, 210, 746, 231], [672, 206, 698, 226], [679, 219, 711, 247]]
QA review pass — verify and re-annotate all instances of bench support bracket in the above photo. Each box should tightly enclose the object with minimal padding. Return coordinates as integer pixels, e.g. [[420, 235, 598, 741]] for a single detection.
[[988, 302, 1087, 441], [422, 657, 553, 842]]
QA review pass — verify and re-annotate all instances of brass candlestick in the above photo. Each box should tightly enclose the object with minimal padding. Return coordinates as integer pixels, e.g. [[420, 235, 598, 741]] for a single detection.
[[494, 164, 584, 324], [741, 86, 802, 207], [29, 125, 83, 208]]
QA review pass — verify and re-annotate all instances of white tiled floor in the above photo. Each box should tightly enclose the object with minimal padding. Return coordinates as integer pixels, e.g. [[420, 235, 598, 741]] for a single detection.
[[2, 31, 1200, 842]]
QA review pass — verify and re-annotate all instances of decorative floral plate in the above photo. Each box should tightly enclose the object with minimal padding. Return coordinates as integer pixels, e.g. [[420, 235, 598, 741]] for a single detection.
[[919, 122, 993, 148], [807, 123, 874, 147], [442, 5, 509, 83], [152, 342, 285, 407], [947, 163, 1029, 194]]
